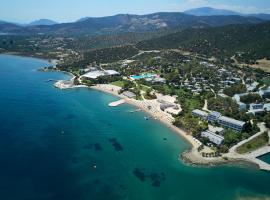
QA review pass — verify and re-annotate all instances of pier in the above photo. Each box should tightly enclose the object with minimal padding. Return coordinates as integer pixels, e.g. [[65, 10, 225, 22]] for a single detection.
[[109, 99, 126, 107]]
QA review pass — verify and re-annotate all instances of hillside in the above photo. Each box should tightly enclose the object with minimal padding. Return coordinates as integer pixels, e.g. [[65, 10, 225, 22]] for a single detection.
[[136, 22, 270, 61], [184, 7, 240, 16], [184, 7, 270, 21], [28, 19, 58, 26], [0, 12, 265, 35]]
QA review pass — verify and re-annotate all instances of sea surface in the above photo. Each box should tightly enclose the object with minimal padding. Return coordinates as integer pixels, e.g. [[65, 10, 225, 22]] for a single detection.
[[0, 55, 270, 200]]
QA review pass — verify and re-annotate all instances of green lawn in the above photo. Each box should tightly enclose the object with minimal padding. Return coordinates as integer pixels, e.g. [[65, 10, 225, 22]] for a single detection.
[[111, 80, 125, 87], [236, 132, 269, 154]]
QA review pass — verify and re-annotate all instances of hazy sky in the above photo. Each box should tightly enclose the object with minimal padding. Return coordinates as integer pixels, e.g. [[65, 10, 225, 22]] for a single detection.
[[1, 0, 270, 23]]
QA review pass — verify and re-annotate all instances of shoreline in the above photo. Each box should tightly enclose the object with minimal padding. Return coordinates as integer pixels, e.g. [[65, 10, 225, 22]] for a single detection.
[[54, 81, 267, 170], [2, 53, 268, 170], [82, 84, 265, 169]]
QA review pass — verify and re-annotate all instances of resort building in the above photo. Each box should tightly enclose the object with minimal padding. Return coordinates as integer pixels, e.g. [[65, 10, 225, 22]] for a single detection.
[[208, 111, 221, 123], [233, 93, 247, 110], [192, 109, 208, 119], [122, 91, 136, 99], [218, 116, 245, 132], [208, 125, 224, 135], [250, 103, 264, 110], [82, 70, 119, 79], [259, 88, 270, 98], [164, 106, 182, 115], [264, 103, 270, 112], [201, 130, 224, 145], [160, 103, 175, 111], [249, 103, 270, 115]]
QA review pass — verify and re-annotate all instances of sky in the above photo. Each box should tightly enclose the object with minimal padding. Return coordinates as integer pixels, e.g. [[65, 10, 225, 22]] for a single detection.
[[1, 0, 270, 23]]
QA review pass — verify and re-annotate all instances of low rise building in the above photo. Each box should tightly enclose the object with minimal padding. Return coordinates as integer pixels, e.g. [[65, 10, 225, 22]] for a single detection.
[[192, 109, 208, 119], [164, 106, 182, 115], [259, 88, 270, 98], [208, 111, 221, 123], [218, 116, 245, 132], [82, 70, 120, 79], [122, 91, 136, 99], [264, 103, 270, 112], [250, 103, 264, 110], [201, 130, 224, 145], [208, 125, 224, 135]]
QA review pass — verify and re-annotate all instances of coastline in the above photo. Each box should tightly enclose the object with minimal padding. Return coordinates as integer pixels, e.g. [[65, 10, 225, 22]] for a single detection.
[[54, 81, 267, 170], [2, 50, 269, 171]]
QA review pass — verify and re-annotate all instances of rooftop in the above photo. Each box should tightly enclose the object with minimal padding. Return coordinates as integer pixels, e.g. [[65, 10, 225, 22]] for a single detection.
[[192, 109, 208, 116], [201, 130, 224, 141], [218, 116, 245, 127]]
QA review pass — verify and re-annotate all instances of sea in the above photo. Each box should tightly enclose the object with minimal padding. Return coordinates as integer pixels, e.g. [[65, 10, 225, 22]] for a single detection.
[[0, 54, 270, 200]]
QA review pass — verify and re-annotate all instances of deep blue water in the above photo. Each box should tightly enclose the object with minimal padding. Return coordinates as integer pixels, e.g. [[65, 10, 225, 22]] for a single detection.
[[0, 55, 270, 200]]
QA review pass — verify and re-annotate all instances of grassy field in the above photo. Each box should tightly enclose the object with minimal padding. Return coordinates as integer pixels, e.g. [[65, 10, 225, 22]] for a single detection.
[[236, 132, 269, 154], [111, 80, 125, 87]]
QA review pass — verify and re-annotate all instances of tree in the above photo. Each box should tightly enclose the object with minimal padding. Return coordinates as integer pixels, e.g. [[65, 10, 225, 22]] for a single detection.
[[240, 93, 263, 104], [223, 130, 241, 146], [223, 83, 247, 97], [264, 113, 270, 129]]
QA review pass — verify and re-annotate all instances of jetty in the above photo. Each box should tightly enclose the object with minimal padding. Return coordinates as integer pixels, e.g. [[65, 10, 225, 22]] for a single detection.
[[109, 99, 126, 107]]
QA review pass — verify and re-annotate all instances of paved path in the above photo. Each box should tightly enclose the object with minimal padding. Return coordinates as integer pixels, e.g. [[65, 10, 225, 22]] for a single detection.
[[225, 123, 270, 171]]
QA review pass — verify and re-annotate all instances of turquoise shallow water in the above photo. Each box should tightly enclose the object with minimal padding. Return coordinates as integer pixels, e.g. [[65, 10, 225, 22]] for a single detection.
[[0, 55, 270, 200]]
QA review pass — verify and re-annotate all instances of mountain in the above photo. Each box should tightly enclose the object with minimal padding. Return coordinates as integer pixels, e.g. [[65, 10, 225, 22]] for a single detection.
[[21, 13, 265, 35], [136, 22, 270, 61], [249, 14, 270, 21], [28, 19, 58, 26], [0, 12, 265, 35], [0, 21, 21, 33], [184, 7, 270, 21], [184, 7, 240, 16]]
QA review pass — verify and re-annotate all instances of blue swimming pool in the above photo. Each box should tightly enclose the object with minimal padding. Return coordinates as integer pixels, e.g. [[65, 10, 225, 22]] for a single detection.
[[258, 153, 270, 164], [130, 73, 156, 80]]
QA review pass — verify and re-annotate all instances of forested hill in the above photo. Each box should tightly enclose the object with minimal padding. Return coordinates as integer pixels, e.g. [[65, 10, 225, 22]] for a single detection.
[[136, 22, 270, 61], [0, 12, 265, 35]]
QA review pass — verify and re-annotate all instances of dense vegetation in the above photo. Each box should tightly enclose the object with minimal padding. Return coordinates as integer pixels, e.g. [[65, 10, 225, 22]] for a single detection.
[[137, 22, 270, 62], [83, 45, 139, 64], [0, 13, 263, 35], [240, 93, 263, 104], [208, 97, 239, 117], [223, 83, 247, 97]]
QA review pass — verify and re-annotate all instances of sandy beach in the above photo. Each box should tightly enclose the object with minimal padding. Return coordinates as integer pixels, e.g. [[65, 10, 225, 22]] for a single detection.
[[53, 81, 270, 170], [91, 84, 200, 148]]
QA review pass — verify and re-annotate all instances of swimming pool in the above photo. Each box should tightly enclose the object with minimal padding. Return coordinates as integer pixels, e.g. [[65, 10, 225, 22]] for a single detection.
[[130, 73, 156, 80], [258, 153, 270, 164]]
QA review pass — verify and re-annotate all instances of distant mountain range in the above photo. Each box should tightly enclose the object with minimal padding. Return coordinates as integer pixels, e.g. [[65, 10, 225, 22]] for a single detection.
[[184, 7, 270, 20], [0, 12, 266, 35], [28, 19, 58, 26], [184, 7, 240, 16]]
